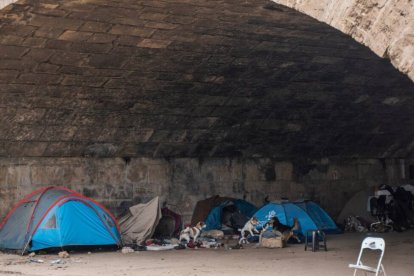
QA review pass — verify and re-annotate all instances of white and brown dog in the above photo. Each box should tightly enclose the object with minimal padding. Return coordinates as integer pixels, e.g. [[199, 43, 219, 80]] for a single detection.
[[238, 217, 260, 244], [179, 222, 206, 243]]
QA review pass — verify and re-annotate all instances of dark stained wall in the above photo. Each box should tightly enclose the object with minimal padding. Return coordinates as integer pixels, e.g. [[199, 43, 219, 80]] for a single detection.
[[0, 157, 408, 223]]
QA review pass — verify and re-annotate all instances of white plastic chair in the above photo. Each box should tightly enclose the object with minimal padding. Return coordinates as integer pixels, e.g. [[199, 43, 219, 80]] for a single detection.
[[349, 237, 386, 276]]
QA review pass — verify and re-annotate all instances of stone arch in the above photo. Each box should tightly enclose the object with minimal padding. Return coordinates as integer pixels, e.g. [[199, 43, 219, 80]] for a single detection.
[[1, 0, 413, 80], [0, 0, 413, 223], [273, 0, 414, 81]]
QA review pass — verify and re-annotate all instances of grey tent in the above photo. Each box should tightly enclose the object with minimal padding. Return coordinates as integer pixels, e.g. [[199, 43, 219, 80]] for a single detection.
[[119, 197, 161, 245], [337, 190, 375, 224]]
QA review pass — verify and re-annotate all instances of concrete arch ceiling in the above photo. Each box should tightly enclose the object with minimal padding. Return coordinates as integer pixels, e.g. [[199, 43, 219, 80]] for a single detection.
[[0, 0, 413, 159]]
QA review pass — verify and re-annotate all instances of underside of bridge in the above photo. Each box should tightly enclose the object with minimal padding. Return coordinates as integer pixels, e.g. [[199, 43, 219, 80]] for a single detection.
[[0, 0, 413, 221]]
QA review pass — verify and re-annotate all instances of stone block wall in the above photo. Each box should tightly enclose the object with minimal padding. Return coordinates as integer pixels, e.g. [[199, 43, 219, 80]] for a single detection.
[[0, 157, 408, 224]]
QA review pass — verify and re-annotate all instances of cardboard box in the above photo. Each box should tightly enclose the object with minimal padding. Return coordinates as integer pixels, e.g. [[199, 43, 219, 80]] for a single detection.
[[261, 236, 285, 248]]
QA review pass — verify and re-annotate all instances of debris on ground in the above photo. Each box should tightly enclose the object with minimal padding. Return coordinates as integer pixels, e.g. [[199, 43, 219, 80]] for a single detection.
[[174, 244, 186, 250], [58, 251, 70, 258], [29, 259, 44, 263], [201, 230, 224, 239], [186, 240, 202, 249], [121, 247, 135, 254], [169, 238, 179, 245], [229, 244, 243, 250], [146, 244, 176, 251], [28, 252, 36, 257], [50, 259, 66, 265]]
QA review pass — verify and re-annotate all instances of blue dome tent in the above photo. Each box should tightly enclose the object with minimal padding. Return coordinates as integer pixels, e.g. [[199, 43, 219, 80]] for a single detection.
[[253, 201, 340, 237], [294, 201, 341, 234], [191, 196, 257, 231], [0, 186, 121, 254], [204, 199, 257, 231]]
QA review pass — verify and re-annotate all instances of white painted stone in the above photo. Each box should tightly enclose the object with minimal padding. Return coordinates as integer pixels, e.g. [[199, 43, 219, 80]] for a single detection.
[[0, 0, 17, 10]]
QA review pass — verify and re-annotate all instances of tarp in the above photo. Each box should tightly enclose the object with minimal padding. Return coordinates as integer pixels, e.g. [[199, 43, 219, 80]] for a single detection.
[[337, 190, 375, 225], [119, 197, 161, 245], [0, 186, 121, 253], [254, 201, 340, 236]]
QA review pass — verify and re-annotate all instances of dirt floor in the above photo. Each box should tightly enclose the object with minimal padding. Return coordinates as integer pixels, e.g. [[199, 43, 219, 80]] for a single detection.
[[1, 231, 413, 276]]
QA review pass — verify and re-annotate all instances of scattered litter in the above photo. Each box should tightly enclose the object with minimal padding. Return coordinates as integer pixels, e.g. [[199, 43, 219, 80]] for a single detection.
[[30, 259, 44, 263], [169, 238, 179, 245], [345, 216, 369, 232], [58, 251, 70, 258], [50, 259, 66, 265], [146, 244, 176, 251], [198, 237, 217, 242], [121, 247, 135, 254], [28, 252, 36, 257], [134, 245, 147, 251], [72, 258, 83, 263], [186, 240, 202, 249], [201, 240, 222, 249], [174, 244, 186, 250], [229, 244, 243, 250]]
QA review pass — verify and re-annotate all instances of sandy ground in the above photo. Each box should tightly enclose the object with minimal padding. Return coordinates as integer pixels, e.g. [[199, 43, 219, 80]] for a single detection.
[[1, 231, 413, 276]]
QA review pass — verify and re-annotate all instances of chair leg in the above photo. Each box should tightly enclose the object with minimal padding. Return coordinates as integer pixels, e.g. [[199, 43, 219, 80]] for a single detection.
[[381, 264, 386, 276], [321, 232, 327, 251], [312, 231, 316, 252], [304, 234, 308, 251]]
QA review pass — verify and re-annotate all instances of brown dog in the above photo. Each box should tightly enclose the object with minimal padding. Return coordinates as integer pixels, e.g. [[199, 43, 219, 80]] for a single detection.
[[269, 217, 301, 243]]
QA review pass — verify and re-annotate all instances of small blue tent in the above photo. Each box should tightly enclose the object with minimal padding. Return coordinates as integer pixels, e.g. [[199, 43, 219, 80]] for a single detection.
[[0, 186, 121, 253], [294, 201, 341, 234], [253, 201, 340, 236], [204, 199, 257, 231]]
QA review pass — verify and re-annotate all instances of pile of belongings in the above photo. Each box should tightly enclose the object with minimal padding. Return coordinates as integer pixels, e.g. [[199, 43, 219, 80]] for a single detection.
[[370, 184, 414, 232], [339, 184, 414, 233], [344, 216, 371, 232], [184, 237, 222, 249], [119, 197, 223, 251]]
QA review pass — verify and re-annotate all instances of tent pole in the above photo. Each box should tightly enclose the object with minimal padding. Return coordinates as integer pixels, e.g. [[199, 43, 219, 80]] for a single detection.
[[21, 186, 54, 255]]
